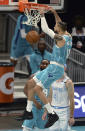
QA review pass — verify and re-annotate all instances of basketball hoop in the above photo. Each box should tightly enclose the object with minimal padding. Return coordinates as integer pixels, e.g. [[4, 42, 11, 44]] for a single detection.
[[19, 0, 51, 27], [22, 8, 41, 27]]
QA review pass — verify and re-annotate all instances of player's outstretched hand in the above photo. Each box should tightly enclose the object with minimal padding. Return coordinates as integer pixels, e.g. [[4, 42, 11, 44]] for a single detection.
[[68, 117, 75, 126], [49, 7, 56, 13], [39, 7, 46, 15]]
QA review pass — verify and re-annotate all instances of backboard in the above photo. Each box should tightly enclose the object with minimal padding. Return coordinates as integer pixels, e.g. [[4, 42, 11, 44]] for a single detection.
[[0, 0, 64, 11], [37, 0, 64, 10], [0, 0, 18, 11]]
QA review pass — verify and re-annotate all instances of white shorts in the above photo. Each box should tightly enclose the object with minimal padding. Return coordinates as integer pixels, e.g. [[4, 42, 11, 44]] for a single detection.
[[48, 107, 72, 131], [22, 107, 71, 131]]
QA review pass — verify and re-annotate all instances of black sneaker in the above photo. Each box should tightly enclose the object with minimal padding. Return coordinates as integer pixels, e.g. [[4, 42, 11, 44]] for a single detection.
[[44, 112, 59, 128], [23, 110, 33, 120]]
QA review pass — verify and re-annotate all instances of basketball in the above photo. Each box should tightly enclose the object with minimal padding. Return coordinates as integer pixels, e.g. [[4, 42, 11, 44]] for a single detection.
[[26, 30, 40, 44]]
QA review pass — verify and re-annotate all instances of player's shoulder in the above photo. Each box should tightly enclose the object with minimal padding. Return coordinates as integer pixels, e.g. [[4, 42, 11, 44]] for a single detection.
[[63, 34, 72, 39], [66, 79, 72, 84], [65, 78, 73, 88], [64, 74, 72, 83]]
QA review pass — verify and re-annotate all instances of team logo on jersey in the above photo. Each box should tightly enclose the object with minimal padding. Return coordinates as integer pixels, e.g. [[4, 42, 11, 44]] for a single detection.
[[48, 73, 53, 78]]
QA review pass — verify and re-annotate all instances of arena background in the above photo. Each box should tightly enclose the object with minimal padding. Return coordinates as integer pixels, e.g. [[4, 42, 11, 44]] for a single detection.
[[0, 0, 85, 131]]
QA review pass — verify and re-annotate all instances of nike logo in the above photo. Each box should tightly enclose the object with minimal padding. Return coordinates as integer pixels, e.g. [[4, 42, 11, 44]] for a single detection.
[[48, 74, 53, 77]]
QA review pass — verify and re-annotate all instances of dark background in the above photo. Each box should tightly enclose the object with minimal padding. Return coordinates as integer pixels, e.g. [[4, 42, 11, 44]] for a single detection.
[[64, 0, 85, 31], [45, 0, 85, 32]]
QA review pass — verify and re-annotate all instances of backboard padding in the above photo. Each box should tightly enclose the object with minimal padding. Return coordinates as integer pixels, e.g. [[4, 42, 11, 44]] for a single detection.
[[0, 0, 64, 11]]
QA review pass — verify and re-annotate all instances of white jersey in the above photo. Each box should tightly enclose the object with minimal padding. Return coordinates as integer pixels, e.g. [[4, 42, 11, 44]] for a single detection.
[[51, 76, 70, 108]]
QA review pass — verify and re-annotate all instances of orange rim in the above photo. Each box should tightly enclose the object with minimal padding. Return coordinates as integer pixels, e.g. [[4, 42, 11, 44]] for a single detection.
[[18, 1, 51, 12]]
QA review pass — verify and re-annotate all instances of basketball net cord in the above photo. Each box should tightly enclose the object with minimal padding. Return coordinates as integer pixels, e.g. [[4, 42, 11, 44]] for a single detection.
[[22, 8, 49, 27], [22, 8, 41, 27]]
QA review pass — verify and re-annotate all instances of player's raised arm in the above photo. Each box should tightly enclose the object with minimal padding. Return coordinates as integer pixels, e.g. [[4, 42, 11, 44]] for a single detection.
[[49, 7, 62, 23], [40, 13, 55, 39], [40, 10, 65, 47]]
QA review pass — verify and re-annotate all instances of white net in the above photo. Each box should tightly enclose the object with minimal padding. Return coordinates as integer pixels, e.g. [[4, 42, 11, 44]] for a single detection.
[[22, 8, 41, 27]]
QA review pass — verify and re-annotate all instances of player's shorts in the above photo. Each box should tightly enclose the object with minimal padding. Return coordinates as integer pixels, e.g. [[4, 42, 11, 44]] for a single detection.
[[33, 63, 64, 89], [10, 39, 33, 60], [22, 105, 47, 129], [48, 106, 71, 131]]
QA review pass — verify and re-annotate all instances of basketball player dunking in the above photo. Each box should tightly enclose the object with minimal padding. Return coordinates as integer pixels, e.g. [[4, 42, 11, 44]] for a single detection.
[[24, 8, 72, 128]]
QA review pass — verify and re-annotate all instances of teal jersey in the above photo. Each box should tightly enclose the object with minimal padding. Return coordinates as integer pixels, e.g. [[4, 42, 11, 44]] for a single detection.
[[30, 50, 52, 74], [11, 15, 32, 47], [51, 35, 72, 65]]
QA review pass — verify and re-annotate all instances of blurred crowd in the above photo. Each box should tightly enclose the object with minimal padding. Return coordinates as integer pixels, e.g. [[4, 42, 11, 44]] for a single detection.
[[71, 15, 85, 53]]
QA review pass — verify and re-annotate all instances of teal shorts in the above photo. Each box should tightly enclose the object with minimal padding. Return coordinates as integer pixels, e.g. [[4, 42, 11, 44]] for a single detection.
[[35, 64, 64, 89]]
